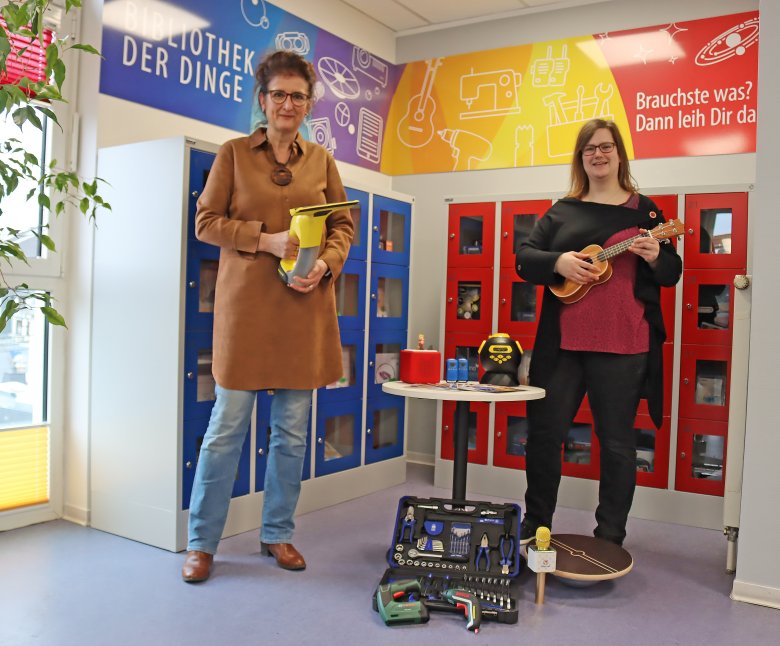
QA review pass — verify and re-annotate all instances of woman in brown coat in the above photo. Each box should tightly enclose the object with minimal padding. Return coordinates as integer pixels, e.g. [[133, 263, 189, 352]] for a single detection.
[[182, 51, 353, 583]]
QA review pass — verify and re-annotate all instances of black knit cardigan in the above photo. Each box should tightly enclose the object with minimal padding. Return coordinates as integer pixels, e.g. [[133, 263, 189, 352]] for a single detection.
[[515, 195, 682, 428]]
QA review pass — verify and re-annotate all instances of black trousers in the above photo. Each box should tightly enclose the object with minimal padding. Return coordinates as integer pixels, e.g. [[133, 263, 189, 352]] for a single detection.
[[524, 350, 648, 543]]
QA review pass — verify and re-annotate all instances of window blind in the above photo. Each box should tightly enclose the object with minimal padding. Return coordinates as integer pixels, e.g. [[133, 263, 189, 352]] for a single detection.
[[0, 17, 53, 91], [0, 426, 49, 512]]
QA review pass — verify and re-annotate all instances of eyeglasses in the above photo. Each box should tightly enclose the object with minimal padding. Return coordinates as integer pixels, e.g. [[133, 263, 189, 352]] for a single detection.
[[266, 90, 310, 107], [582, 142, 616, 156]]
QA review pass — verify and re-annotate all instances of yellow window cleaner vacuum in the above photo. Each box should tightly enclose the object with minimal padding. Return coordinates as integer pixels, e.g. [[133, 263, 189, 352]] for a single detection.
[[277, 200, 359, 285]]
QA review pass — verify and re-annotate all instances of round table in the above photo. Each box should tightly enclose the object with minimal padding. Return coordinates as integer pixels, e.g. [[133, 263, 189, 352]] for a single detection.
[[382, 381, 545, 501]]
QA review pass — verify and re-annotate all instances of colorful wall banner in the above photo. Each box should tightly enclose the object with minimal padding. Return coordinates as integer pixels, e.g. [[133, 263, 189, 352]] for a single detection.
[[98, 3, 758, 175], [99, 0, 401, 171], [382, 11, 758, 175]]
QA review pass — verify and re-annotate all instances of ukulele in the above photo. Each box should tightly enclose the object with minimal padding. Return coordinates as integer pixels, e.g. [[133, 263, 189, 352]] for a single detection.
[[550, 219, 683, 304], [397, 58, 443, 148]]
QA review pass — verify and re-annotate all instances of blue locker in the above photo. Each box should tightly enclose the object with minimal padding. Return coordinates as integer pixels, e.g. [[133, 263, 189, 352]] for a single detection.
[[315, 398, 362, 476], [184, 241, 219, 332], [365, 394, 405, 464], [371, 194, 412, 266], [255, 390, 311, 492], [369, 262, 409, 331], [182, 415, 251, 510], [366, 329, 407, 400], [318, 328, 365, 404], [187, 148, 216, 241], [345, 186, 369, 261], [334, 258, 367, 331], [182, 329, 216, 420]]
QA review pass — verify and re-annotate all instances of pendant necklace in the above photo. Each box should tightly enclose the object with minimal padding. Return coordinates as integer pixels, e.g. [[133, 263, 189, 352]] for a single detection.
[[268, 145, 293, 186]]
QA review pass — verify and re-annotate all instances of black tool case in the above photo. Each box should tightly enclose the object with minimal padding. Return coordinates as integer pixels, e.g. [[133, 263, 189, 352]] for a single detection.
[[373, 496, 523, 624]]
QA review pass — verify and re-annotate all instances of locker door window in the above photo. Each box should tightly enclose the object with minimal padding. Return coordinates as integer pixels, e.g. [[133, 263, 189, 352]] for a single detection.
[[324, 413, 356, 461], [695, 360, 728, 408], [199, 260, 218, 314], [196, 350, 215, 403], [371, 406, 399, 450], [377, 275, 404, 319], [336, 272, 360, 318]]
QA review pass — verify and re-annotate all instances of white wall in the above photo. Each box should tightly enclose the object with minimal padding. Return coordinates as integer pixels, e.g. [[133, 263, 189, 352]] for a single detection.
[[64, 0, 395, 524], [731, 0, 780, 610]]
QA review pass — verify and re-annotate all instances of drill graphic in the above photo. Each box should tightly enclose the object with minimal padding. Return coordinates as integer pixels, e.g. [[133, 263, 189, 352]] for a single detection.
[[438, 129, 493, 171]]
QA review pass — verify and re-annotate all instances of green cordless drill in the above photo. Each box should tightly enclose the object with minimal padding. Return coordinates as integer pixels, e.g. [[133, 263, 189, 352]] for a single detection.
[[441, 588, 482, 633], [375, 579, 429, 626]]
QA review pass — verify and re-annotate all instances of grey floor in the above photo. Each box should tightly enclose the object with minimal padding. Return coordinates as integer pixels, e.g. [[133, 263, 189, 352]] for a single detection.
[[2, 464, 779, 645]]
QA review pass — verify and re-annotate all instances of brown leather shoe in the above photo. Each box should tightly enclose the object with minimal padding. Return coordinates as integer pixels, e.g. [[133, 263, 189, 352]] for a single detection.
[[182, 550, 213, 583], [261, 542, 306, 570]]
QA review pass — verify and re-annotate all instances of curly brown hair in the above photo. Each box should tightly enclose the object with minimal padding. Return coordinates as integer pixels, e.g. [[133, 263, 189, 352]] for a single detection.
[[567, 119, 638, 199], [254, 50, 317, 98]]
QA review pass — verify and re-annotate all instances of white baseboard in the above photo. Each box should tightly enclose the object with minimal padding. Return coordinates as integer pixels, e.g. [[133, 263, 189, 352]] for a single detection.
[[406, 451, 434, 466], [63, 504, 89, 526], [732, 580, 780, 610]]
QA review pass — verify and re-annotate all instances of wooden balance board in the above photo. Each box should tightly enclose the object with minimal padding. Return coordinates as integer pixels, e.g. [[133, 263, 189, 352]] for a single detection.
[[530, 533, 633, 582]]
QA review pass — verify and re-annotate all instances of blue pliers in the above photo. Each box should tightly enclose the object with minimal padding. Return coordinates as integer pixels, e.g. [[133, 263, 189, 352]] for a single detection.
[[474, 532, 490, 571], [499, 533, 515, 575], [399, 505, 416, 542]]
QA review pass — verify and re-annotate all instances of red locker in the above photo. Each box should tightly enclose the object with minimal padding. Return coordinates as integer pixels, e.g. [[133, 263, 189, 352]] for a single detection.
[[683, 192, 748, 270], [675, 417, 727, 496], [499, 200, 551, 268], [440, 400, 489, 465], [445, 267, 494, 335], [678, 344, 732, 422], [447, 202, 495, 268]]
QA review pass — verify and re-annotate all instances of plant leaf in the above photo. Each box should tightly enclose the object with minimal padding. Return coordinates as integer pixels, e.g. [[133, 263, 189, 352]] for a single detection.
[[41, 306, 67, 328], [70, 43, 101, 57]]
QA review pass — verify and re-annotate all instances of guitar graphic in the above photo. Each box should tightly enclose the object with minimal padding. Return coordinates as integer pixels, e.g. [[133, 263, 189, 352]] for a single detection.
[[550, 219, 684, 304], [397, 58, 443, 148]]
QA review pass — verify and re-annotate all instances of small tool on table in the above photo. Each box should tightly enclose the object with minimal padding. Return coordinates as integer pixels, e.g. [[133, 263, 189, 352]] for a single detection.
[[399, 506, 416, 543], [499, 513, 515, 575], [499, 534, 514, 575], [474, 533, 490, 571]]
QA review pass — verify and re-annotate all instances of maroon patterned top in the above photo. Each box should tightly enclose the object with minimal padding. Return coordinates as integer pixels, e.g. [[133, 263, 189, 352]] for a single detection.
[[559, 194, 649, 354]]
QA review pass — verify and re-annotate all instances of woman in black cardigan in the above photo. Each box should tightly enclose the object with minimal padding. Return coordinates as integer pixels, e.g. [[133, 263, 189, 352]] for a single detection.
[[516, 119, 681, 546]]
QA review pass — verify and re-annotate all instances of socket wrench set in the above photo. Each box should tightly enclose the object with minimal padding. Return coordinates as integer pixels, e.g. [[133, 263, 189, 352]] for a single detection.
[[375, 495, 523, 624]]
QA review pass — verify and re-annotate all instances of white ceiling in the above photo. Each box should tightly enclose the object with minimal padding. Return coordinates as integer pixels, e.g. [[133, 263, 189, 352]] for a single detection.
[[338, 0, 610, 35]]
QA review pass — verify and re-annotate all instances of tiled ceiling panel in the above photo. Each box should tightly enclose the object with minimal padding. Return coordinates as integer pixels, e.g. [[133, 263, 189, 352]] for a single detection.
[[339, 0, 607, 33]]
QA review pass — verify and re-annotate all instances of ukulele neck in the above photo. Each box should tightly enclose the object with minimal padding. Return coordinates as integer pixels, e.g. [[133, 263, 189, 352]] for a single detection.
[[596, 230, 653, 262]]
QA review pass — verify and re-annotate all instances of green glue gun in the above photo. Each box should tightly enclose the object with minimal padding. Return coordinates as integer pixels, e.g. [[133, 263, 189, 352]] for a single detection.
[[375, 579, 429, 626]]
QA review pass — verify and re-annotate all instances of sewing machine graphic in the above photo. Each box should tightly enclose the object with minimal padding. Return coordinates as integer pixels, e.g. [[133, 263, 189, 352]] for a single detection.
[[544, 83, 614, 158], [460, 67, 522, 119]]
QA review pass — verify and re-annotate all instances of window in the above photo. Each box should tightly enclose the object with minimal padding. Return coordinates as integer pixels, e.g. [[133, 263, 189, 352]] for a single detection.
[[0, 305, 50, 513], [0, 113, 51, 258]]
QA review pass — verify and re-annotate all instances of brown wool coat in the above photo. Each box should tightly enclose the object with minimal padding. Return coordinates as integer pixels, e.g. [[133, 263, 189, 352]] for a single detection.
[[195, 128, 353, 390]]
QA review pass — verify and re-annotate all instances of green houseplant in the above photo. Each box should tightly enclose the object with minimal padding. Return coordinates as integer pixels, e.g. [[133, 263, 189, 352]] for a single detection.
[[0, 0, 108, 332]]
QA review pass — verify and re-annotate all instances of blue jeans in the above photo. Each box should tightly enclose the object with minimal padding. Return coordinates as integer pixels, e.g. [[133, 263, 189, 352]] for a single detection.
[[187, 385, 312, 554]]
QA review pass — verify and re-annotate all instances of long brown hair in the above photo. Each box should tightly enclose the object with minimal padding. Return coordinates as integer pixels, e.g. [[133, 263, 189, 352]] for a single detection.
[[566, 119, 637, 199]]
